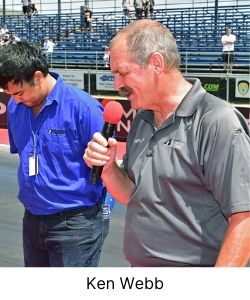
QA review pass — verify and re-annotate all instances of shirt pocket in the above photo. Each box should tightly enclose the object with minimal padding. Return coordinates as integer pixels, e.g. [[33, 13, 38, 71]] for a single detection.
[[38, 130, 82, 168], [40, 130, 72, 152]]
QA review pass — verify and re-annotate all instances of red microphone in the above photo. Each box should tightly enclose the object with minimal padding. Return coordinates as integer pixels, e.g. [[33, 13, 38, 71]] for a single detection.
[[90, 101, 123, 184]]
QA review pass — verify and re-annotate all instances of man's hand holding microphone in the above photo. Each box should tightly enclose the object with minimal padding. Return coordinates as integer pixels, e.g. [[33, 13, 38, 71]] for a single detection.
[[84, 132, 118, 180], [84, 100, 123, 184], [84, 101, 134, 205]]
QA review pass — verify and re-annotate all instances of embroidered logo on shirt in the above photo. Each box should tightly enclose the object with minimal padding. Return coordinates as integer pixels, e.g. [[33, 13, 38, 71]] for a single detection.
[[48, 129, 65, 135], [134, 138, 145, 144], [164, 139, 184, 149]]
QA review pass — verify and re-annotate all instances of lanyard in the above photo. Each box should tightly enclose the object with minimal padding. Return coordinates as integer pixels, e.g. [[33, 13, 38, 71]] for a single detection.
[[29, 107, 47, 157]]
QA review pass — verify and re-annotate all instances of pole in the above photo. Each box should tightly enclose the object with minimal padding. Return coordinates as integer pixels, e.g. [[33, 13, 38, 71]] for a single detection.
[[57, 0, 62, 40], [214, 0, 219, 36], [3, 0, 6, 23], [58, 0, 61, 15]]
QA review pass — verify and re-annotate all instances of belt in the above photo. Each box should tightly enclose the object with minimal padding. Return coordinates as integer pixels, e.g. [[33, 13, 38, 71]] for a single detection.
[[25, 204, 100, 219]]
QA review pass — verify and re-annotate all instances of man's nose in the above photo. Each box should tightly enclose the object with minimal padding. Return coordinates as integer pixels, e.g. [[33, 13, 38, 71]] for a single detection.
[[114, 74, 124, 91]]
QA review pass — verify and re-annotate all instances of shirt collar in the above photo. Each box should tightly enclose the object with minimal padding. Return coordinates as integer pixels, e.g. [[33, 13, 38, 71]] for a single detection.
[[141, 78, 206, 124], [175, 78, 206, 117], [43, 72, 63, 107]]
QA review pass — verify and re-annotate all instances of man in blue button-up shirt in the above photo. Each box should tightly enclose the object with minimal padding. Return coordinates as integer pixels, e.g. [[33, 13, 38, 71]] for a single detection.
[[0, 41, 107, 267]]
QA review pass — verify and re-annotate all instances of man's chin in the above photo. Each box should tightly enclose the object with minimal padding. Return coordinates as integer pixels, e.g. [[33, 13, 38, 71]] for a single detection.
[[129, 98, 138, 110], [19, 102, 32, 107]]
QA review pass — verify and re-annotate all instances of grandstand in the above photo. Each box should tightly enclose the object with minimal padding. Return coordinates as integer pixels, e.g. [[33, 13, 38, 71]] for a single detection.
[[0, 1, 249, 72], [0, 1, 249, 134]]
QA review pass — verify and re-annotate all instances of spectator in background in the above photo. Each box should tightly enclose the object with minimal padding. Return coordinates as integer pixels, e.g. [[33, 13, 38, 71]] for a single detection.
[[43, 36, 55, 59], [142, 0, 149, 18], [134, 0, 143, 19], [0, 24, 9, 47], [28, 3, 38, 16], [0, 35, 9, 47], [1, 24, 9, 39], [22, 0, 31, 16], [103, 46, 110, 68], [149, 0, 155, 18], [122, 0, 131, 18], [221, 27, 236, 73], [82, 6, 93, 31], [10, 32, 21, 44]]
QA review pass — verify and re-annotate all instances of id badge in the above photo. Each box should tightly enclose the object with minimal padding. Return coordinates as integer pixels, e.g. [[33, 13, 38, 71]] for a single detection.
[[101, 204, 110, 219], [29, 156, 39, 176]]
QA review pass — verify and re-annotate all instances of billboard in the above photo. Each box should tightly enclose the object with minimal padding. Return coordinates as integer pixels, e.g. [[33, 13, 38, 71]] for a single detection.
[[0, 91, 10, 129], [235, 77, 250, 98], [96, 73, 115, 91], [51, 69, 85, 89], [1, 76, 249, 136], [98, 98, 136, 142]]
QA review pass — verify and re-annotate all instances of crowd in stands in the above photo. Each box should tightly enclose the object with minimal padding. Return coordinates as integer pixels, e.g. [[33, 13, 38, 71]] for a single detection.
[[0, 24, 21, 46], [0, 22, 56, 60], [0, 2, 248, 72]]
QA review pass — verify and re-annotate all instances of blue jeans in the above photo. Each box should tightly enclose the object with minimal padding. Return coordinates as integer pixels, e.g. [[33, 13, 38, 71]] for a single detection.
[[23, 205, 109, 267]]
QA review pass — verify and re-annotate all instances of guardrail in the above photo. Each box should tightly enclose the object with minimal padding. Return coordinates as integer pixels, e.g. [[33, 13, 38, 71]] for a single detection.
[[47, 50, 250, 74]]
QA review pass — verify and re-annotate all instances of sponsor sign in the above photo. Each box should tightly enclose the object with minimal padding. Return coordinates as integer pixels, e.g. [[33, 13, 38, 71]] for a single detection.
[[0, 92, 10, 129], [200, 77, 225, 98], [0, 102, 7, 115], [235, 78, 250, 98], [98, 99, 136, 142], [204, 83, 220, 92], [51, 69, 85, 89], [1, 77, 249, 135], [96, 73, 115, 91]]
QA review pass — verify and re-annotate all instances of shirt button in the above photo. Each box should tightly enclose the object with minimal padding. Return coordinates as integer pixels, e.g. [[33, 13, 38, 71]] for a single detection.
[[146, 151, 153, 157]]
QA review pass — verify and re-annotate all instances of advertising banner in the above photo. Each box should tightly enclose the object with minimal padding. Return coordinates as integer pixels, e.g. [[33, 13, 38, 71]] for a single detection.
[[0, 76, 249, 134], [51, 69, 85, 89], [97, 98, 136, 142], [0, 91, 10, 129], [96, 73, 115, 91], [235, 77, 250, 98], [198, 77, 226, 99]]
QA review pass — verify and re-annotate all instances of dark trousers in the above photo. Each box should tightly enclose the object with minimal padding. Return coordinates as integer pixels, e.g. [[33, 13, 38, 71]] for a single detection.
[[23, 205, 109, 267]]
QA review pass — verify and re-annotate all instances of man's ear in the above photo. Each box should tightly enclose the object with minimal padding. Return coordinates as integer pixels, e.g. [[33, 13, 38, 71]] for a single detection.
[[33, 71, 44, 85], [148, 52, 165, 74]]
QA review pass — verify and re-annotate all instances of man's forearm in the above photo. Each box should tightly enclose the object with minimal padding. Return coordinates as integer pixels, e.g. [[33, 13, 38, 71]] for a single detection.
[[215, 212, 250, 267], [102, 162, 135, 205]]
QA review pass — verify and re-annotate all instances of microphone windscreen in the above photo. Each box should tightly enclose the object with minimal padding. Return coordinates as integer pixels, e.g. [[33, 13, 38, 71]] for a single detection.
[[103, 101, 123, 124]]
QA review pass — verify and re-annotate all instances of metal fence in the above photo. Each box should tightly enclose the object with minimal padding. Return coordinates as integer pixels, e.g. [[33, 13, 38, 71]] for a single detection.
[[47, 50, 250, 73], [1, 0, 249, 15]]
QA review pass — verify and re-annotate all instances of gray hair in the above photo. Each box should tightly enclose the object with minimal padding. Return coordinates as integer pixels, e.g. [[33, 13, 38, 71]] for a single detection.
[[110, 20, 180, 69]]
